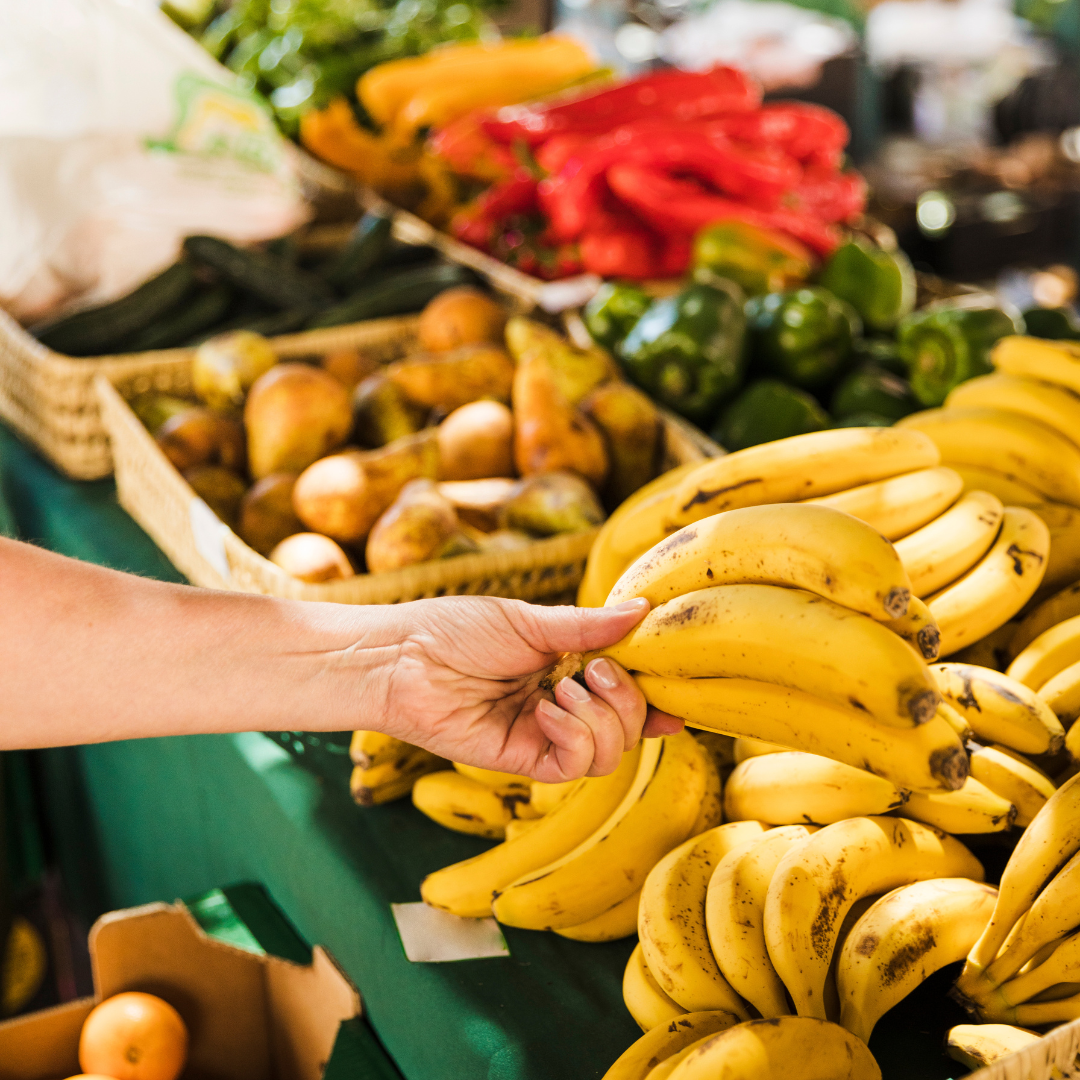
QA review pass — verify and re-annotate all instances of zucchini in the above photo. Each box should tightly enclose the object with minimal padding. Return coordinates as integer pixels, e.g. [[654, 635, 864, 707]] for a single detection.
[[227, 304, 326, 337], [321, 213, 393, 292], [183, 235, 333, 309], [307, 263, 475, 329], [32, 262, 196, 356], [123, 284, 235, 352]]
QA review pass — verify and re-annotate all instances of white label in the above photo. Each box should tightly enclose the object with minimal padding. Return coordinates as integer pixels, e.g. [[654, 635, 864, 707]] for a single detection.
[[390, 902, 510, 963], [189, 497, 231, 582]]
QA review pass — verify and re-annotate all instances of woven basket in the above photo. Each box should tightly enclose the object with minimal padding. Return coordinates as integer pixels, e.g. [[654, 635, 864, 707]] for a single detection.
[[968, 1016, 1080, 1079], [97, 318, 716, 604]]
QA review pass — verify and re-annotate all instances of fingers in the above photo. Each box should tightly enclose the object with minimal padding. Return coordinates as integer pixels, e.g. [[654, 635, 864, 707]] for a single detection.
[[643, 707, 685, 738], [555, 675, 625, 777], [513, 597, 651, 656], [584, 657, 647, 752], [534, 698, 595, 782]]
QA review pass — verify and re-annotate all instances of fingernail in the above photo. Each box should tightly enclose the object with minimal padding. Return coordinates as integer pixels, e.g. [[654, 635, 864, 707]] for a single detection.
[[559, 676, 590, 703], [614, 597, 649, 614], [586, 658, 619, 690]]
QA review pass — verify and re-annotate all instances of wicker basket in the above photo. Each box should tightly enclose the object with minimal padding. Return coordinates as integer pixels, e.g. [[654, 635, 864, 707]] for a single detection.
[[97, 318, 717, 604], [969, 1016, 1080, 1079]]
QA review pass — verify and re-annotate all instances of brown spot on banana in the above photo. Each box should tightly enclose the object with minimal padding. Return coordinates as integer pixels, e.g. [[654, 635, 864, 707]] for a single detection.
[[880, 925, 937, 987], [885, 587, 912, 619]]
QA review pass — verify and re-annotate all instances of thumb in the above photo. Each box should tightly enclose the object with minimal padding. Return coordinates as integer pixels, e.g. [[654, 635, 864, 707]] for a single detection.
[[516, 597, 650, 656]]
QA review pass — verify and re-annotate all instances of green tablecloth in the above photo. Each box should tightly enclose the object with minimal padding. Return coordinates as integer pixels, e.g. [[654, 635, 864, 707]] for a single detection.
[[0, 423, 976, 1080]]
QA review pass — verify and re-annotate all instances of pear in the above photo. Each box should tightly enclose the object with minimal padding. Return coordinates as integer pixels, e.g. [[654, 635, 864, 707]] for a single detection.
[[353, 373, 427, 448], [193, 330, 277, 414], [500, 472, 605, 536], [238, 473, 303, 556], [504, 317, 617, 404], [157, 409, 246, 473], [438, 477, 517, 531], [581, 382, 661, 508], [418, 286, 507, 352], [436, 400, 514, 481], [244, 363, 353, 480], [130, 392, 196, 435], [512, 355, 608, 488], [366, 479, 470, 574], [183, 465, 247, 528], [270, 533, 354, 583], [321, 347, 378, 390], [386, 345, 514, 411]]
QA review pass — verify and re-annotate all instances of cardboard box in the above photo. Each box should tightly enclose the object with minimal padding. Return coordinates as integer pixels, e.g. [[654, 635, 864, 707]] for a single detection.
[[0, 900, 361, 1080]]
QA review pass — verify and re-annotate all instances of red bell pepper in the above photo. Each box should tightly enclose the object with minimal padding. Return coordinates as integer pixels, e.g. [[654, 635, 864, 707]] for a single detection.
[[782, 167, 867, 223], [710, 102, 849, 168], [536, 133, 596, 177], [482, 66, 761, 147], [429, 113, 517, 182]]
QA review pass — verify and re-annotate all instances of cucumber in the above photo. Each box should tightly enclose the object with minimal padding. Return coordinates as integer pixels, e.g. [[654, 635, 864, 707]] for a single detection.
[[183, 235, 333, 309], [32, 262, 196, 356], [307, 263, 475, 329], [321, 213, 393, 292], [123, 284, 235, 352]]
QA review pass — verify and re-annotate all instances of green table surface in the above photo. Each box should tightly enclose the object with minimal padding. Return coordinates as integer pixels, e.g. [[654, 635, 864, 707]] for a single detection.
[[0, 423, 980, 1080]]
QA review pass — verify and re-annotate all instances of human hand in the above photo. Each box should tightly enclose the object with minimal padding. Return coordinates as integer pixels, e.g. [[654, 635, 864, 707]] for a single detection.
[[365, 595, 683, 783]]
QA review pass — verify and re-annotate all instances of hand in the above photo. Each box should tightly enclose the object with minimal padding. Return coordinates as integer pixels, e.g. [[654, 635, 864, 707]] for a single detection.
[[369, 595, 684, 783]]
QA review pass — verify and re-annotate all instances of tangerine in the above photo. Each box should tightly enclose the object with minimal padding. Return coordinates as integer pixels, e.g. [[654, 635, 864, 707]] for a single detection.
[[78, 992, 188, 1080]]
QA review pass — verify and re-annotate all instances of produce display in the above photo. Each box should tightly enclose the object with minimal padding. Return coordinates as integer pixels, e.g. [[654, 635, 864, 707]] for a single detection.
[[70, 991, 188, 1080]]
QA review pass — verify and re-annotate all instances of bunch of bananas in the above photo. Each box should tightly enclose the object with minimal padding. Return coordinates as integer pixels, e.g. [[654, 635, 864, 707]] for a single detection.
[[349, 730, 445, 806], [411, 764, 540, 839]]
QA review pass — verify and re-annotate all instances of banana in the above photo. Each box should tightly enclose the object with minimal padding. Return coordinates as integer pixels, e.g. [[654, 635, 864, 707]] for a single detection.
[[1032, 501, 1080, 594], [504, 817, 540, 842], [1009, 614, 1080, 691], [805, 466, 963, 541], [883, 596, 941, 660], [733, 738, 790, 763], [692, 730, 736, 770], [927, 507, 1050, 657], [946, 1024, 1041, 1069], [453, 762, 531, 789], [643, 1035, 716, 1080], [1044, 661, 1080, 728], [950, 622, 1020, 672], [937, 701, 974, 743], [968, 744, 1056, 828], [602, 585, 940, 729], [636, 676, 968, 793], [606, 504, 912, 620], [992, 334, 1080, 395], [421, 743, 642, 917], [952, 464, 1045, 507], [958, 771, 1080, 996], [932, 663, 1065, 755], [492, 732, 706, 929], [895, 490, 1004, 599], [669, 427, 939, 528], [556, 887, 641, 942], [946, 371, 1080, 449], [690, 742, 724, 835], [1010, 581, 1080, 660], [639, 822, 769, 1014], [897, 407, 1080, 506], [350, 745, 446, 807], [350, 729, 414, 768], [707, 825, 818, 1019], [764, 816, 984, 1018], [602, 1011, 744, 1080], [412, 771, 538, 838], [624, 942, 687, 1031], [987, 928, 1080, 1015], [1006, 989, 1080, 1026], [836, 878, 998, 1042], [723, 753, 904, 826], [530, 778, 580, 815], [665, 1017, 881, 1080], [898, 777, 1016, 834]]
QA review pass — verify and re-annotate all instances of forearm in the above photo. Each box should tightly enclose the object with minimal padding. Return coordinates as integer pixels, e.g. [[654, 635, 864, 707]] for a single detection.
[[0, 538, 395, 749]]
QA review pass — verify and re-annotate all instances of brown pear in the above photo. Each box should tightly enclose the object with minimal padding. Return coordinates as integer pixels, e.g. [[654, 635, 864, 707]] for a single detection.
[[193, 330, 277, 414], [157, 409, 246, 473], [418, 286, 507, 352], [366, 479, 471, 574], [321, 347, 378, 390], [244, 363, 353, 480], [386, 345, 514, 411], [512, 355, 608, 488], [353, 373, 427, 448], [436, 400, 514, 481], [292, 429, 439, 544], [270, 533, 354, 583], [183, 465, 247, 528], [131, 392, 196, 435], [500, 472, 605, 536], [504, 317, 617, 404], [238, 473, 303, 556], [438, 477, 517, 531], [581, 382, 661, 508]]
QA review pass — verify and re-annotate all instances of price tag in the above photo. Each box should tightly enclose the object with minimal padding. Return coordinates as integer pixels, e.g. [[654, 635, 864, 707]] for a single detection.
[[390, 902, 510, 963], [189, 497, 231, 582]]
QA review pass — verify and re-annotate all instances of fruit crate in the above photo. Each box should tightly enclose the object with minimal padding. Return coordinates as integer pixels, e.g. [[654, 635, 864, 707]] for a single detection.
[[96, 318, 716, 605], [970, 1018, 1080, 1079]]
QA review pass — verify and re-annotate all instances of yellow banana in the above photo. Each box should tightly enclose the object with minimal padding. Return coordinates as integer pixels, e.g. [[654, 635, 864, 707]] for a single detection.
[[895, 490, 1004, 599], [668, 427, 939, 529], [607, 504, 912, 620], [421, 743, 642, 917], [958, 771, 1080, 996], [530, 778, 580, 815], [927, 507, 1050, 657], [992, 334, 1080, 395], [1044, 660, 1080, 729], [603, 585, 940, 729], [899, 777, 1016, 834], [1008, 613, 1080, 690], [692, 730, 736, 770], [897, 407, 1080, 506], [623, 941, 686, 1031], [836, 878, 998, 1042], [412, 771, 536, 838], [636, 676, 967, 793], [601, 1011, 744, 1080], [937, 701, 974, 743], [723, 753, 903, 825], [639, 822, 769, 1014], [665, 1017, 881, 1080], [643, 1035, 716, 1080], [764, 816, 984, 1018], [986, 928, 1080, 1016], [453, 762, 531, 789], [732, 738, 789, 762], [883, 595, 941, 660], [1032, 501, 1080, 593], [946, 1024, 1041, 1069], [504, 817, 540, 842], [946, 371, 1080, 449], [350, 729, 415, 768], [690, 742, 724, 835], [932, 662, 1065, 755], [492, 732, 706, 929], [952, 464, 1044, 507], [1005, 989, 1080, 1026], [1010, 580, 1080, 660], [556, 887, 641, 942], [804, 466, 962, 541], [968, 744, 1056, 827], [706, 825, 818, 1019], [350, 746, 446, 806]]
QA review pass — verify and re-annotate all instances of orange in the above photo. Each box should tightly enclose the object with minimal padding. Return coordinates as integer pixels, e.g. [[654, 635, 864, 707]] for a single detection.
[[78, 992, 188, 1080], [64, 1075, 121, 1079]]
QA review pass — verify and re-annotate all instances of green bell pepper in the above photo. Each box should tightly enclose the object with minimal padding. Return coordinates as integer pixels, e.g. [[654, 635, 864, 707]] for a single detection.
[[618, 281, 747, 425], [1021, 306, 1080, 340], [692, 220, 812, 297], [713, 379, 830, 451], [897, 297, 1022, 406], [851, 335, 908, 377], [831, 363, 919, 422], [746, 286, 860, 391], [818, 238, 916, 332], [583, 282, 652, 353]]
